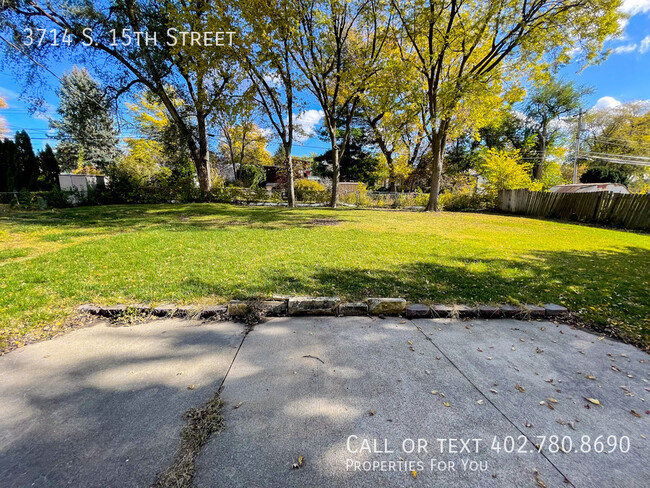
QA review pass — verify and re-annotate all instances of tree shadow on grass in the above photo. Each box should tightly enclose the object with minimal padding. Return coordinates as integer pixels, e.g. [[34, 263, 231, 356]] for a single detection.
[[0, 203, 355, 233], [190, 245, 647, 347]]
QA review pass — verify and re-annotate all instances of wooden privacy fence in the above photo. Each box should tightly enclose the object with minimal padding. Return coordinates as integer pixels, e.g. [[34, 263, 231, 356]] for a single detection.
[[498, 189, 650, 231]]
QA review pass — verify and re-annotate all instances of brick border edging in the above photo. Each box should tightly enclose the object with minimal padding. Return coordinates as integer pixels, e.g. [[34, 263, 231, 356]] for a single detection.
[[77, 298, 568, 320]]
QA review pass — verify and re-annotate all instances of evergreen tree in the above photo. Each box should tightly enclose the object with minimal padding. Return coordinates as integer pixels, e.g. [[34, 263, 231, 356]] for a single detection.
[[50, 67, 119, 172], [14, 130, 39, 190], [0, 138, 17, 192], [38, 144, 60, 190]]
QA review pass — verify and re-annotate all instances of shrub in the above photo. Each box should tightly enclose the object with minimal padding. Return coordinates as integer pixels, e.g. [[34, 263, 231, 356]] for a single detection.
[[479, 148, 533, 204], [238, 164, 265, 188], [294, 179, 326, 202], [438, 188, 491, 211]]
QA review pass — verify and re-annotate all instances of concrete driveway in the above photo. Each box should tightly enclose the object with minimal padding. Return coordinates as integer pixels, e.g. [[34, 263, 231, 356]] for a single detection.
[[1, 317, 648, 487]]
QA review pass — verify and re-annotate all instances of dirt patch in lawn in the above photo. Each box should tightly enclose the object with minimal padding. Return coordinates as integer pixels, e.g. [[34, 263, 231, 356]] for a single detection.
[[308, 218, 340, 226]]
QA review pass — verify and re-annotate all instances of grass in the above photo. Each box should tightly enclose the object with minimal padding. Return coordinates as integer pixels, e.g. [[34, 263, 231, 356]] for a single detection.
[[1, 203, 649, 349]]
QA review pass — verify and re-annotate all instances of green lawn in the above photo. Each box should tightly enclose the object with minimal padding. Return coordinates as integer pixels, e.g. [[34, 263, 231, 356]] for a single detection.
[[1, 203, 649, 349]]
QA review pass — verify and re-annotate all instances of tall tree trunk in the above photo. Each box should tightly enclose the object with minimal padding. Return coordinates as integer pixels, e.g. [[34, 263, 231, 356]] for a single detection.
[[285, 142, 296, 208], [425, 132, 445, 212], [388, 156, 397, 192], [329, 129, 340, 208], [534, 130, 547, 181], [193, 116, 211, 199]]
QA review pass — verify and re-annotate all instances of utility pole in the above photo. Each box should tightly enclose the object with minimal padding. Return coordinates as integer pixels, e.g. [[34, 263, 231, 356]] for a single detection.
[[573, 109, 583, 184]]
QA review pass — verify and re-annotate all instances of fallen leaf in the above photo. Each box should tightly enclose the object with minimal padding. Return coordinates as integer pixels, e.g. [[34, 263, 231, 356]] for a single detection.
[[407, 340, 413, 345], [490, 389, 499, 394], [568, 422, 576, 430], [292, 455, 305, 469], [525, 421, 533, 428], [369, 410, 376, 416], [443, 402, 450, 407], [400, 320, 406, 324], [584, 375, 596, 380], [411, 470, 417, 479], [534, 469, 547, 488], [611, 365, 621, 372], [584, 397, 601, 405], [598, 336, 605, 341], [477, 348, 483, 352], [544, 379, 554, 383], [430, 390, 439, 395], [630, 410, 642, 418], [232, 401, 244, 409], [477, 399, 484, 405], [187, 384, 195, 390], [409, 346, 415, 352], [511, 346, 516, 351], [425, 370, 431, 375], [536, 347, 544, 354], [515, 384, 526, 393], [548, 398, 558, 403]]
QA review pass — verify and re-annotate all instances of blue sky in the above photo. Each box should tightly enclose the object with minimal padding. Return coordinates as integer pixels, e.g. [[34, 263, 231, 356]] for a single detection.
[[1, 1, 649, 155]]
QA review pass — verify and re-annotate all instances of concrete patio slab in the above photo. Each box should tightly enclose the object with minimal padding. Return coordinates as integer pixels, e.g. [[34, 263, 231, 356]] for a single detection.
[[194, 317, 575, 487], [413, 318, 650, 488], [1, 316, 647, 488], [0, 319, 245, 488]]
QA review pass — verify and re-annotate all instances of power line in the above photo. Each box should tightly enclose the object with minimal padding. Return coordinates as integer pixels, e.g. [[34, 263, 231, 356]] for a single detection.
[[583, 155, 650, 167], [585, 135, 650, 148], [584, 151, 650, 162]]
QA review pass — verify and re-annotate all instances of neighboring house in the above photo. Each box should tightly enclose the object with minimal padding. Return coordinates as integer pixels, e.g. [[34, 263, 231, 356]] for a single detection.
[[263, 158, 312, 191], [549, 183, 630, 194]]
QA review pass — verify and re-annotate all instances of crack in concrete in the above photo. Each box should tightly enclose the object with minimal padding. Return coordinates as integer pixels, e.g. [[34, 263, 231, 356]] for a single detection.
[[152, 324, 251, 488]]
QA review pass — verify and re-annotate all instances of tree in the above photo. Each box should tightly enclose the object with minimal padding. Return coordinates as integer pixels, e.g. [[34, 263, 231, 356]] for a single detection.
[[50, 67, 120, 172], [524, 78, 588, 180], [0, 138, 17, 192], [126, 90, 192, 175], [0, 131, 40, 191], [390, 0, 621, 211], [480, 148, 533, 200], [314, 125, 381, 185], [217, 120, 273, 178], [581, 101, 650, 187], [3, 0, 240, 197], [230, 0, 303, 206], [38, 144, 60, 190], [580, 166, 630, 185], [359, 39, 430, 190], [292, 0, 390, 207]]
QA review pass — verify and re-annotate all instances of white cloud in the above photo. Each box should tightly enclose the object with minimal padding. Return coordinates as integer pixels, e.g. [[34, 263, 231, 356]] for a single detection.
[[613, 0, 650, 47], [612, 42, 638, 54], [263, 73, 282, 87], [640, 35, 650, 53], [593, 96, 622, 110], [293, 109, 324, 142], [0, 86, 19, 103], [621, 0, 650, 15]]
